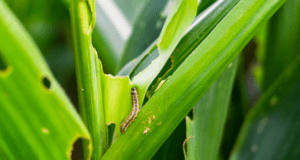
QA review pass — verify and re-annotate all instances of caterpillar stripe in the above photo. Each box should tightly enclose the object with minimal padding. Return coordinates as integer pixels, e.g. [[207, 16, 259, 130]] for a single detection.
[[120, 87, 140, 133]]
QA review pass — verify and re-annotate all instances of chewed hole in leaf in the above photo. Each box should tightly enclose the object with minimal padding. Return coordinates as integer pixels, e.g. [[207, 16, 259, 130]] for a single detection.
[[0, 51, 9, 72], [42, 76, 51, 90], [71, 138, 84, 160]]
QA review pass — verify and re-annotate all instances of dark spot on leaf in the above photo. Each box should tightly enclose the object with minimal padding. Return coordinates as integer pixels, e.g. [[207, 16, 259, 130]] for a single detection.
[[42, 76, 51, 90]]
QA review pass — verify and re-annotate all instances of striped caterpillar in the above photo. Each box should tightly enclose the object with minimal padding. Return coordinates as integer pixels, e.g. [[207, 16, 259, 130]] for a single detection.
[[120, 87, 140, 133]]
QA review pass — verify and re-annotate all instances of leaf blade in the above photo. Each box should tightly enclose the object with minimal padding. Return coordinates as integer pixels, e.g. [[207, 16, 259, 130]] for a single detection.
[[186, 56, 239, 160], [0, 0, 91, 159]]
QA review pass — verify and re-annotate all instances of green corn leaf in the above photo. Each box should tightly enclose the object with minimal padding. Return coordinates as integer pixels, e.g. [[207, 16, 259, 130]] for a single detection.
[[102, 0, 286, 159], [132, 0, 198, 106], [185, 56, 239, 160], [262, 0, 300, 91], [146, 0, 240, 98], [0, 0, 91, 159]]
